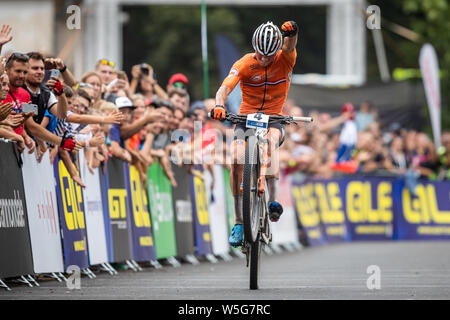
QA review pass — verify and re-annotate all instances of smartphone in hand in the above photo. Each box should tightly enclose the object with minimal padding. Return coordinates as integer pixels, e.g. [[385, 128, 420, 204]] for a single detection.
[[50, 69, 60, 79], [22, 103, 38, 115]]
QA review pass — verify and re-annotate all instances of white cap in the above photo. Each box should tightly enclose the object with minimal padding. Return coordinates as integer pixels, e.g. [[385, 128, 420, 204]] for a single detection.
[[115, 96, 135, 109]]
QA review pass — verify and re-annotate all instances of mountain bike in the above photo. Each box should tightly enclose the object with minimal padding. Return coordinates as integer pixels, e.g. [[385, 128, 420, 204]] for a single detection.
[[212, 111, 312, 290]]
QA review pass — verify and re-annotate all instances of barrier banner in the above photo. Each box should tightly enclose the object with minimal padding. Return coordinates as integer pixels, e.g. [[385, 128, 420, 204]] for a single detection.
[[0, 141, 34, 278], [205, 165, 230, 255], [190, 166, 212, 256], [171, 164, 195, 257], [269, 174, 300, 245], [291, 180, 327, 246], [147, 162, 177, 259], [125, 165, 156, 261], [99, 163, 114, 262], [308, 179, 349, 243], [22, 150, 64, 273], [53, 155, 89, 269], [79, 151, 108, 266], [340, 177, 394, 240], [223, 168, 236, 237], [106, 157, 132, 262], [395, 180, 450, 239]]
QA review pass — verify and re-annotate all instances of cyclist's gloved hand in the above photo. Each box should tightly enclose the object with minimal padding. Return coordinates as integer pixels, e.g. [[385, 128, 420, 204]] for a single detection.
[[281, 21, 298, 37], [211, 105, 226, 120], [60, 131, 76, 152]]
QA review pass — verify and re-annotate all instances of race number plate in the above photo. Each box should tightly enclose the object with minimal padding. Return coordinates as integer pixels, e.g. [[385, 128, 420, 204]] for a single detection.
[[246, 113, 269, 130]]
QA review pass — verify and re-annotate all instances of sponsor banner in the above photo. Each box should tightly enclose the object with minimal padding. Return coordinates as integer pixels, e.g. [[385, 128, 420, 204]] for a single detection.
[[269, 174, 300, 245], [98, 163, 114, 262], [125, 165, 156, 261], [341, 178, 394, 240], [0, 142, 34, 278], [22, 149, 64, 273], [190, 166, 213, 256], [308, 179, 349, 243], [106, 157, 132, 262], [291, 180, 327, 246], [205, 165, 230, 255], [171, 164, 195, 257], [79, 150, 108, 266], [396, 180, 450, 239], [53, 155, 89, 269], [223, 168, 236, 235], [147, 162, 177, 259]]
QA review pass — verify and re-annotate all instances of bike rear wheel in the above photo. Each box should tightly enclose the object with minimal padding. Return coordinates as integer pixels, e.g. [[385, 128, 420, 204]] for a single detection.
[[242, 137, 260, 243]]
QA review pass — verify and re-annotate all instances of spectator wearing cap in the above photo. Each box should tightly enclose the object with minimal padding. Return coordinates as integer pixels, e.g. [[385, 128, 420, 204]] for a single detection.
[[167, 73, 188, 92]]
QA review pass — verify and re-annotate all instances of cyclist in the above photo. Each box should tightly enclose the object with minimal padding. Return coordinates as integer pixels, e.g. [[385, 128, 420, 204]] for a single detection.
[[211, 20, 299, 247]]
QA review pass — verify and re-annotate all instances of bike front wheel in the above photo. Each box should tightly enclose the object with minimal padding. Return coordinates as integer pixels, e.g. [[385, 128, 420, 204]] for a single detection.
[[249, 234, 262, 290], [242, 137, 261, 243]]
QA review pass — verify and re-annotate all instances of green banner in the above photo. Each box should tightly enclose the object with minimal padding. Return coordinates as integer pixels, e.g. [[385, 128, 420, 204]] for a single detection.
[[223, 167, 236, 248], [147, 162, 177, 259]]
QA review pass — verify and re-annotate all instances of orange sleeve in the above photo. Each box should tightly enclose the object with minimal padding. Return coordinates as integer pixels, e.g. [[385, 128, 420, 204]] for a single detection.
[[280, 48, 297, 70], [221, 59, 244, 91]]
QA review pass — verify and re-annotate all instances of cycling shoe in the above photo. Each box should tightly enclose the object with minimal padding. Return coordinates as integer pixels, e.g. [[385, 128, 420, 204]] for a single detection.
[[229, 224, 243, 247], [268, 201, 283, 222]]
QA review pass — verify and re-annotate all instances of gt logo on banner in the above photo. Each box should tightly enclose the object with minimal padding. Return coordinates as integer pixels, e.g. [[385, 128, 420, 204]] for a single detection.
[[108, 189, 127, 220]]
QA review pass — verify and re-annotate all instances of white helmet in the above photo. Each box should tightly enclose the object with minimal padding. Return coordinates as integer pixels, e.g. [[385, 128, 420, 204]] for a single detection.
[[252, 21, 283, 56]]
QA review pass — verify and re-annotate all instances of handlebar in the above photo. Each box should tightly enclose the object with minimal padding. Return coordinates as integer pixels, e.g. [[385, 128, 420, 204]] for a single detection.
[[208, 110, 313, 125]]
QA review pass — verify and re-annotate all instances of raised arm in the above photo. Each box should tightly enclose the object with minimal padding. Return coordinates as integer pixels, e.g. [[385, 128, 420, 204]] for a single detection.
[[281, 21, 298, 53]]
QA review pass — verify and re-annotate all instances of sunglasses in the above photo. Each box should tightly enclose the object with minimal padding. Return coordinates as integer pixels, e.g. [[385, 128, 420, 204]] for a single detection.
[[99, 59, 115, 67], [173, 82, 186, 89], [74, 82, 94, 91], [6, 52, 29, 66]]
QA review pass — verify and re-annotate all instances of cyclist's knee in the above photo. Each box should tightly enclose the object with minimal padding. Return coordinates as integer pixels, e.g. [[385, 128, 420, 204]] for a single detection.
[[230, 139, 246, 165]]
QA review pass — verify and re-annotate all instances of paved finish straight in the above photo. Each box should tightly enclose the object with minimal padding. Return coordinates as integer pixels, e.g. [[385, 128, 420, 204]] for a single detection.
[[1, 241, 449, 300]]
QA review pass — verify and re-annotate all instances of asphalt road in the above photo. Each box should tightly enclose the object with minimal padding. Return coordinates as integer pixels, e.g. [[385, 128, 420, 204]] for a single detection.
[[1, 241, 450, 300]]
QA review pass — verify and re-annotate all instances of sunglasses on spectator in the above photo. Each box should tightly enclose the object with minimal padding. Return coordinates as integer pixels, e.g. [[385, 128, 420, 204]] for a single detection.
[[99, 59, 115, 67], [173, 82, 186, 89], [6, 52, 29, 65]]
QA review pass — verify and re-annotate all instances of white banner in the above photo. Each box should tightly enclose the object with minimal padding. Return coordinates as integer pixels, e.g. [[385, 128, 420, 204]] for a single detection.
[[269, 174, 299, 245], [22, 150, 64, 273], [205, 165, 230, 255], [419, 43, 441, 148], [79, 150, 108, 266]]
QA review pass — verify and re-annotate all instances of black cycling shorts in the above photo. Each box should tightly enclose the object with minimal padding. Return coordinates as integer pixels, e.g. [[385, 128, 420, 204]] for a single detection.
[[233, 122, 286, 148]]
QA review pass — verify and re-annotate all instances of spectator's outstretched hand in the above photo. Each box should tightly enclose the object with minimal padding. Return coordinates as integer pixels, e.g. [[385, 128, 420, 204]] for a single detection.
[[3, 112, 24, 128], [0, 24, 13, 46], [0, 101, 13, 121], [145, 108, 164, 123], [105, 111, 126, 124]]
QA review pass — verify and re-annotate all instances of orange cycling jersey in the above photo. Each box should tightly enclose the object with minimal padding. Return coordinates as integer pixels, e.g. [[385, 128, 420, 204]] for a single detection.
[[221, 49, 296, 115]]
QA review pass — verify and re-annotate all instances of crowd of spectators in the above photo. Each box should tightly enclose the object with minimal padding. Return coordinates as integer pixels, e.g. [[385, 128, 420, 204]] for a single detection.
[[0, 23, 449, 190]]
